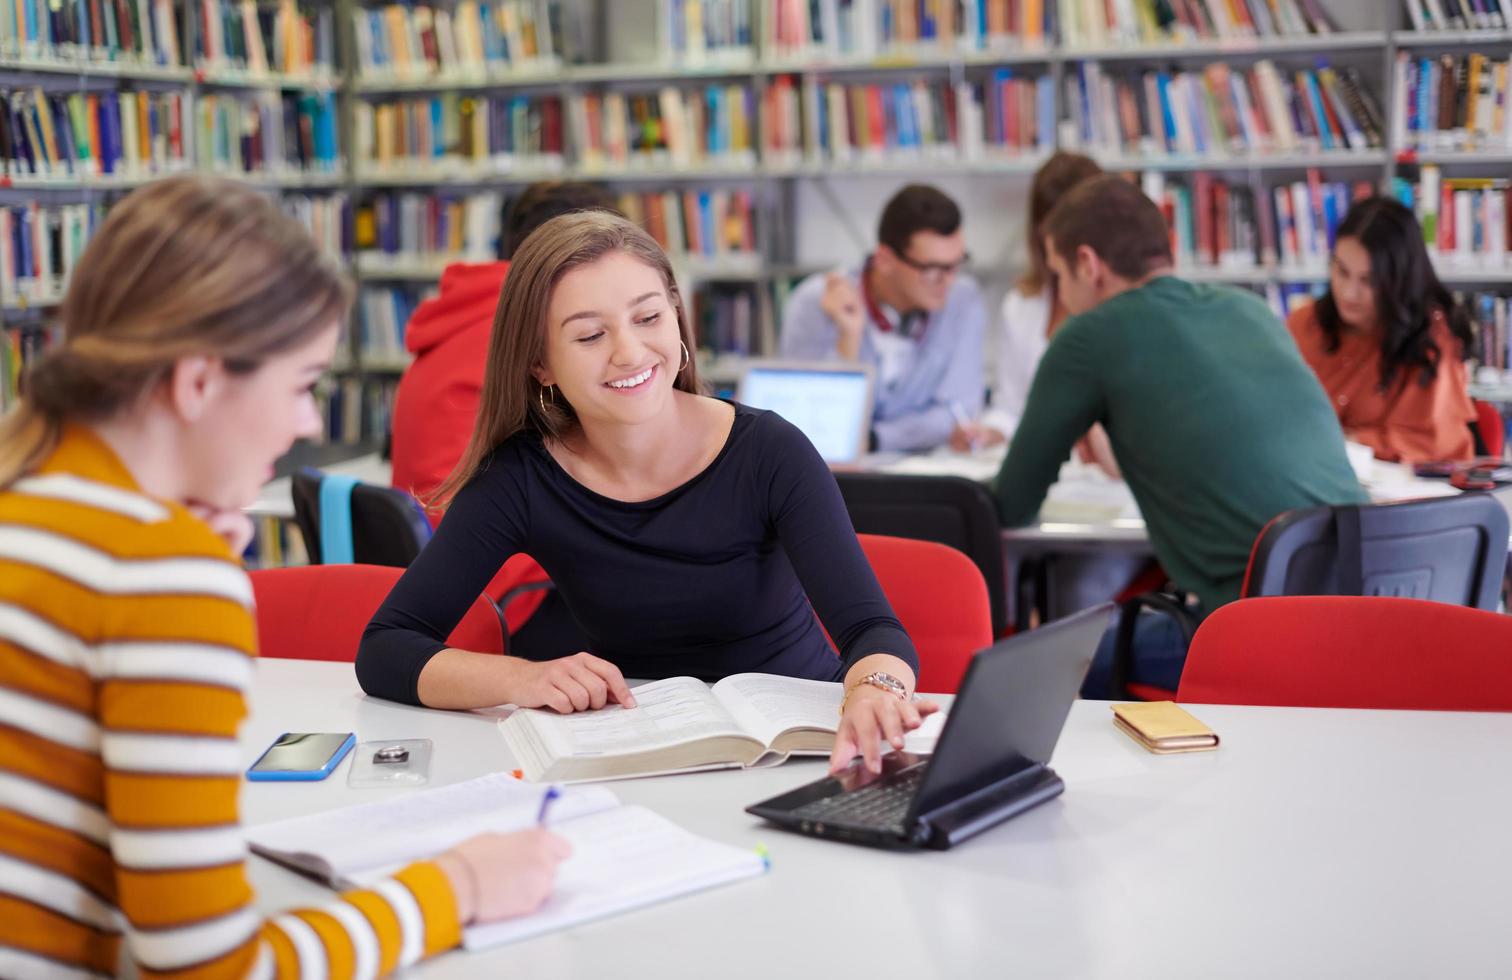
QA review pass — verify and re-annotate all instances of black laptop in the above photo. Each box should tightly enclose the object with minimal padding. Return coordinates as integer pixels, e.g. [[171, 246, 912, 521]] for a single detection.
[[747, 604, 1112, 850]]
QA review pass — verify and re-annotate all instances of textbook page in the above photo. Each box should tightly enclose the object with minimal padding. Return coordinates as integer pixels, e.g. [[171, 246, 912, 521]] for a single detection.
[[519, 676, 750, 760], [463, 804, 766, 949], [712, 673, 949, 756], [711, 672, 843, 748], [247, 773, 618, 883]]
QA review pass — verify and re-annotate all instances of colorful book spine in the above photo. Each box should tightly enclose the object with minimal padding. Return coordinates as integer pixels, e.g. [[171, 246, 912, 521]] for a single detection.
[[1395, 51, 1512, 153], [0, 87, 189, 178], [1065, 60, 1384, 160], [350, 0, 562, 79], [1062, 0, 1335, 47], [355, 92, 567, 175]]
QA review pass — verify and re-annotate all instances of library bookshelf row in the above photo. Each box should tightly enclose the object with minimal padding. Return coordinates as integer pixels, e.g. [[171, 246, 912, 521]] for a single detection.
[[7, 2, 1512, 540]]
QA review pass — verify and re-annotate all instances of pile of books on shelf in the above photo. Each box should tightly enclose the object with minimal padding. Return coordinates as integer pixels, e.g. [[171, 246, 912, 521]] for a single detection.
[[351, 0, 562, 81], [1413, 166, 1510, 269], [193, 91, 339, 175], [765, 0, 1052, 60], [356, 286, 416, 368], [317, 374, 399, 446], [1393, 52, 1512, 153], [355, 92, 566, 176], [569, 85, 756, 173], [659, 0, 753, 65], [1143, 168, 1372, 274], [0, 0, 181, 67], [192, 0, 336, 81], [804, 78, 959, 164], [280, 193, 348, 262], [961, 68, 1054, 159], [1469, 292, 1512, 375], [615, 187, 758, 267], [1, 201, 104, 309], [1065, 60, 1383, 161], [693, 281, 758, 355], [1061, 0, 1338, 47], [354, 190, 502, 264], [1, 88, 191, 180], [1404, 0, 1509, 31]]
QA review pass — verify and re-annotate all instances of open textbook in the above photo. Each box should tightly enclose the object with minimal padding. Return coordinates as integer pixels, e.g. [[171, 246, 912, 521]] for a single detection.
[[499, 672, 945, 783], [247, 773, 765, 950]]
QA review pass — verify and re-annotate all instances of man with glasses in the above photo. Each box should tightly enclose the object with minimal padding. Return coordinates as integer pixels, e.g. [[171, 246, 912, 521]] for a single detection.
[[779, 184, 987, 453]]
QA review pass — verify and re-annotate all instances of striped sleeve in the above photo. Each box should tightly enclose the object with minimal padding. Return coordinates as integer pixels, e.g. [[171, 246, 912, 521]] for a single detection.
[[92, 536, 462, 977]]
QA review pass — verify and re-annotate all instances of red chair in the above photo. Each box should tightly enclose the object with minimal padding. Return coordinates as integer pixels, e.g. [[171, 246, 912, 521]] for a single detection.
[[855, 534, 993, 695], [1176, 595, 1512, 711], [1473, 399, 1504, 458], [250, 564, 504, 661]]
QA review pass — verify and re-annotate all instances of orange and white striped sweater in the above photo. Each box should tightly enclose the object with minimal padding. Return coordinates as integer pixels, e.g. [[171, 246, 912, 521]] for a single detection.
[[0, 425, 461, 978]]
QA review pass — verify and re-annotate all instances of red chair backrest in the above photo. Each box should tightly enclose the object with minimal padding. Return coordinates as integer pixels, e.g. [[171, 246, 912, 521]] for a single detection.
[[856, 533, 993, 694], [1177, 595, 1512, 711], [1473, 400, 1504, 458], [250, 564, 504, 661]]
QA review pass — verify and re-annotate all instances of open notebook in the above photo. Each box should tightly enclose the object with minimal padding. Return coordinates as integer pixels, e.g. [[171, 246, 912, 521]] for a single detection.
[[499, 672, 945, 783], [247, 773, 766, 949]]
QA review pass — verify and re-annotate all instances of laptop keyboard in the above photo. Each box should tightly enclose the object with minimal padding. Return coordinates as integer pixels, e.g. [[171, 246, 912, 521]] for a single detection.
[[790, 767, 925, 829]]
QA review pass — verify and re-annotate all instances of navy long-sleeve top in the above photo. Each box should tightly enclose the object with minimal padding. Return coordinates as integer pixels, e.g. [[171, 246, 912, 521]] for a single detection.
[[357, 402, 918, 705]]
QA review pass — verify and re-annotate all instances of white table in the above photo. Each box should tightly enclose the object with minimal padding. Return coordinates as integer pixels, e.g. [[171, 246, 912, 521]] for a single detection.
[[244, 659, 1512, 979], [247, 452, 391, 519]]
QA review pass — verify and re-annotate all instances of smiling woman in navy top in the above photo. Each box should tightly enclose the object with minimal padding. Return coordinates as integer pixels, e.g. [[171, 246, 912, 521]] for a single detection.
[[359, 211, 936, 773]]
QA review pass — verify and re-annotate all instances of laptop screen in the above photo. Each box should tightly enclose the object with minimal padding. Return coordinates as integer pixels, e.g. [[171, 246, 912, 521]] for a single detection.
[[737, 363, 873, 463], [908, 604, 1113, 820]]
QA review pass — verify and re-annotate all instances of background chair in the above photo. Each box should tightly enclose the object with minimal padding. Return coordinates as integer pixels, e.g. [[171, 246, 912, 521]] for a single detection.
[[854, 533, 993, 694], [1114, 492, 1510, 703], [834, 472, 1009, 638], [1471, 400, 1504, 458], [1177, 595, 1512, 711], [1242, 492, 1508, 610], [291, 467, 433, 566], [250, 564, 504, 661]]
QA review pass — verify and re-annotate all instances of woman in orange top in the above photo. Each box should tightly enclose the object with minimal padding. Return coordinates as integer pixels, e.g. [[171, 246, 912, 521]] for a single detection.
[[1287, 196, 1477, 464]]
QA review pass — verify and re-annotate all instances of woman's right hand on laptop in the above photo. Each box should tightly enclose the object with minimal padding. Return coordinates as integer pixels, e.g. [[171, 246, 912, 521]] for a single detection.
[[435, 829, 573, 924]]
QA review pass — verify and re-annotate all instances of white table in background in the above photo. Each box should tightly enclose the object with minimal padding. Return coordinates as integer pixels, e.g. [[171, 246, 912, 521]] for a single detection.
[[245, 659, 1512, 979], [247, 452, 391, 520]]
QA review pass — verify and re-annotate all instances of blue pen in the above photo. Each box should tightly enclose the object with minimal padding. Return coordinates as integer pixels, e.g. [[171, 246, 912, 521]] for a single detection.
[[536, 786, 561, 826]]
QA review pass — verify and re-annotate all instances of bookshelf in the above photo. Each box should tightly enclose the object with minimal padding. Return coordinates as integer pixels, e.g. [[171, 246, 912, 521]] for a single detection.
[[8, 1, 1512, 512]]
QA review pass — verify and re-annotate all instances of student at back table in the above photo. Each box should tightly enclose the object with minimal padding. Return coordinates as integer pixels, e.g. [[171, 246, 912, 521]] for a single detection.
[[778, 184, 986, 453], [360, 211, 938, 774], [991, 175, 1367, 696], [1287, 196, 1477, 465], [0, 176, 567, 977]]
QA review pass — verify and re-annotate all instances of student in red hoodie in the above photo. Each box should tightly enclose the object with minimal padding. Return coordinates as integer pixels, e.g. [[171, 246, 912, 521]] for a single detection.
[[391, 181, 618, 657], [392, 181, 620, 503]]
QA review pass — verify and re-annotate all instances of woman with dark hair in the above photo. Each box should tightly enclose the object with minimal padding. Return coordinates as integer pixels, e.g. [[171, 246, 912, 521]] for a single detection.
[[1288, 196, 1477, 464]]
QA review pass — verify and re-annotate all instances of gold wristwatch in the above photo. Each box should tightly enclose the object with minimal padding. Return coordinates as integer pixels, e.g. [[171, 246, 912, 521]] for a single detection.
[[839, 671, 909, 715]]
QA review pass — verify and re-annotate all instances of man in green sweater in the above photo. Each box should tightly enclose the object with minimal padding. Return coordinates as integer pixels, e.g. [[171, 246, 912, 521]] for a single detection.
[[992, 175, 1366, 696]]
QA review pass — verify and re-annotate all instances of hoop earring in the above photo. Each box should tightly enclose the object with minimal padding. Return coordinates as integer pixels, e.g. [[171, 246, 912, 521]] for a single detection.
[[679, 340, 690, 373], [538, 384, 554, 414]]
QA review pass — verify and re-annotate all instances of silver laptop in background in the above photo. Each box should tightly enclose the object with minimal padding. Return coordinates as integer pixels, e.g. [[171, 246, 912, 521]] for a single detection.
[[735, 360, 875, 465]]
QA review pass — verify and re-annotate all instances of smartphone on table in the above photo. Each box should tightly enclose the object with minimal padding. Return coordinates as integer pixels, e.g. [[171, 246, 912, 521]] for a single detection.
[[247, 732, 356, 782]]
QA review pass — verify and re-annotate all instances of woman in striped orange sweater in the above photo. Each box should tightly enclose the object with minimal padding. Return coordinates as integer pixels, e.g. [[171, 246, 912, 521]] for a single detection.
[[0, 176, 568, 979]]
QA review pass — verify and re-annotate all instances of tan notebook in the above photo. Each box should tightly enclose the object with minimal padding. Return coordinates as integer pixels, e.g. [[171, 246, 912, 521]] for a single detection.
[[1111, 701, 1220, 754]]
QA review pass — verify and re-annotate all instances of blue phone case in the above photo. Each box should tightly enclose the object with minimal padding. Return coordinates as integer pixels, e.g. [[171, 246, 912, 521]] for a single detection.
[[246, 733, 357, 782]]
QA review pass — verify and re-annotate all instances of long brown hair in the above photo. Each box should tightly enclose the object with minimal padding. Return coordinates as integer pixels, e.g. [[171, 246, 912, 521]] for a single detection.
[[0, 176, 351, 489], [433, 210, 704, 506], [1020, 151, 1103, 294]]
